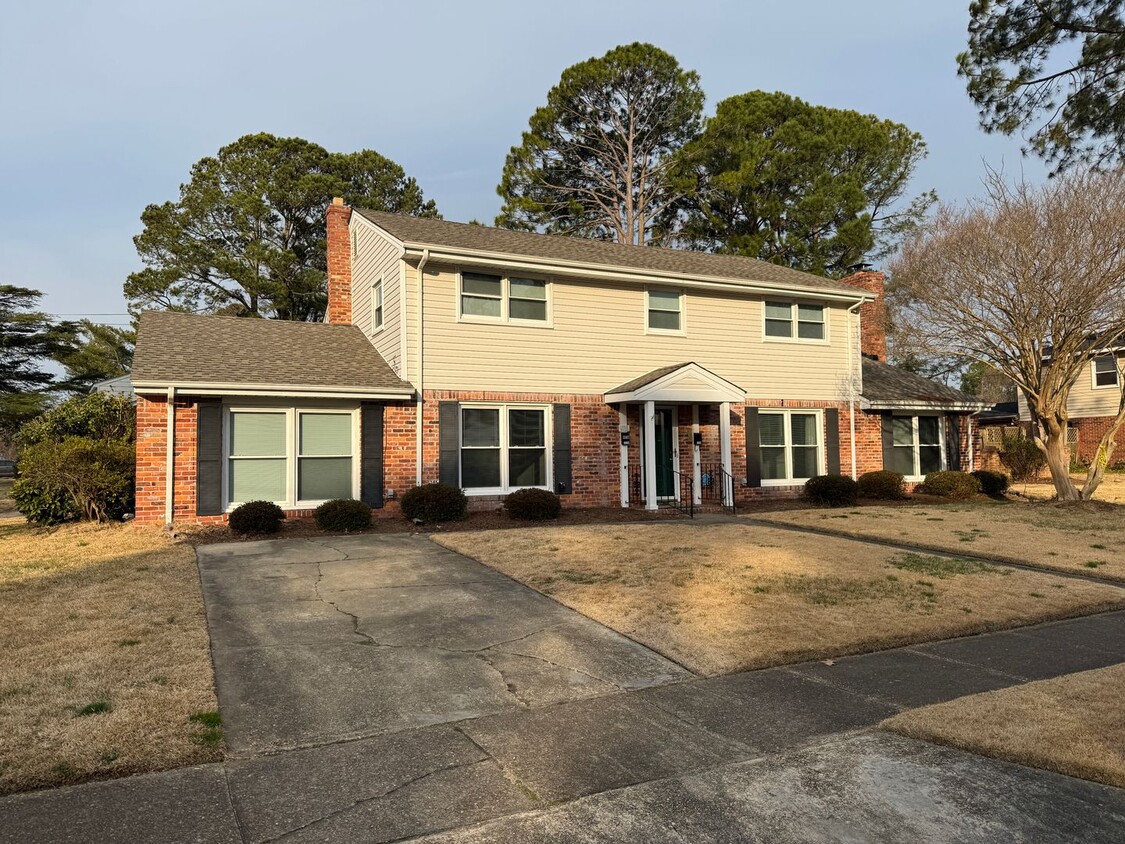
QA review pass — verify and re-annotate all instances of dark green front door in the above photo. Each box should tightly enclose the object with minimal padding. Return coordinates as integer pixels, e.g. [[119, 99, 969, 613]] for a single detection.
[[654, 407, 676, 498]]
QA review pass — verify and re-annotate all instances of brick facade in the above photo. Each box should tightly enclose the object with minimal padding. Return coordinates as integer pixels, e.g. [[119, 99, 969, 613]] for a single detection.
[[1071, 414, 1125, 465], [838, 270, 887, 362]]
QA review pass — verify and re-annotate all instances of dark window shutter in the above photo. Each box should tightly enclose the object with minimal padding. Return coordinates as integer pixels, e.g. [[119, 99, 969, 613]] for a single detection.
[[196, 401, 223, 516], [824, 407, 841, 475], [947, 415, 961, 471], [880, 412, 895, 472], [553, 404, 572, 495], [360, 403, 385, 508], [744, 407, 761, 488], [438, 401, 460, 487]]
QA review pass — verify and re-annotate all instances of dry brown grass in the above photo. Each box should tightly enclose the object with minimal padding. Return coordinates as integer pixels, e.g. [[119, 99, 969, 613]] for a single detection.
[[884, 663, 1125, 788], [1017, 472, 1125, 504], [0, 517, 220, 795], [753, 501, 1125, 583], [434, 523, 1125, 676]]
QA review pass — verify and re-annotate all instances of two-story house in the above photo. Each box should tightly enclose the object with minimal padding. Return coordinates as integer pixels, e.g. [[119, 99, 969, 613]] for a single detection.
[[129, 200, 988, 525]]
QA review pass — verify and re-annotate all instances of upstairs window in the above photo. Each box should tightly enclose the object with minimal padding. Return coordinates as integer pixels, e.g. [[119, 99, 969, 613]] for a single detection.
[[371, 280, 383, 331], [1094, 355, 1119, 388], [647, 290, 683, 332], [459, 273, 548, 323], [764, 301, 825, 341]]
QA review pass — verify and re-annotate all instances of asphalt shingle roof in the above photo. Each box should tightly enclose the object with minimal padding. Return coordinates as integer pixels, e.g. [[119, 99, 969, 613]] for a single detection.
[[607, 363, 693, 395], [355, 210, 866, 297], [861, 358, 983, 407], [132, 311, 412, 393]]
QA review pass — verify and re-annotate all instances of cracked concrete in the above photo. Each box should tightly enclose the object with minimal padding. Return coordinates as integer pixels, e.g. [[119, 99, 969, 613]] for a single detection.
[[197, 534, 689, 754]]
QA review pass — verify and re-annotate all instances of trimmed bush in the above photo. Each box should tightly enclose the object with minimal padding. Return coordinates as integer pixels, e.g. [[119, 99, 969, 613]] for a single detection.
[[999, 434, 1047, 482], [314, 498, 372, 532], [229, 500, 285, 535], [971, 469, 1011, 497], [857, 470, 906, 500], [14, 437, 134, 525], [504, 488, 562, 521], [921, 471, 982, 500], [803, 474, 858, 507], [400, 483, 467, 523]]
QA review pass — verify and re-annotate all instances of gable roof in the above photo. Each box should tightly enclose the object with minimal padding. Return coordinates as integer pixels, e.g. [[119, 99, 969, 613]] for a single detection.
[[354, 210, 868, 299], [605, 362, 745, 404], [131, 311, 413, 398], [861, 358, 988, 410]]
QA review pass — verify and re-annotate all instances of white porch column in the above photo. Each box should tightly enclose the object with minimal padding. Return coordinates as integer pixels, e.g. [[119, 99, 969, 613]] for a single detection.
[[691, 404, 702, 506], [619, 406, 629, 508], [643, 400, 658, 510], [719, 401, 733, 506]]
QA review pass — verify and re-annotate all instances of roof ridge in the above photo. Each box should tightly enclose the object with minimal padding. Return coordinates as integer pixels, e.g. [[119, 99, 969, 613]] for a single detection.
[[140, 310, 359, 329]]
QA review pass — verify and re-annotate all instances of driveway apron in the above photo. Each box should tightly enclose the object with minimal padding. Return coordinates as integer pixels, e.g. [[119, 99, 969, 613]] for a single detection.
[[196, 533, 689, 754]]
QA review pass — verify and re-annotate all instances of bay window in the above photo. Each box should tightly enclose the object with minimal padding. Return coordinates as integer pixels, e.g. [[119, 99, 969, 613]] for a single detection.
[[460, 405, 549, 492], [226, 408, 356, 508], [760, 410, 823, 483], [889, 415, 944, 478]]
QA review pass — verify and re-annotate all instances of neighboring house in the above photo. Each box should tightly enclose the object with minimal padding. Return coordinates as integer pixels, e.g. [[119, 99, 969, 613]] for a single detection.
[[1017, 348, 1124, 463], [129, 199, 989, 525], [91, 374, 135, 399]]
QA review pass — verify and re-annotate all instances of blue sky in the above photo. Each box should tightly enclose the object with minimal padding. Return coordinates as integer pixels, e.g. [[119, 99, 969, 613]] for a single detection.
[[0, 1, 1047, 326]]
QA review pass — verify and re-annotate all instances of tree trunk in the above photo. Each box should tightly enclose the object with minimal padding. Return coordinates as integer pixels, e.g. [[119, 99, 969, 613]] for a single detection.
[[1041, 431, 1079, 499], [1081, 388, 1125, 499]]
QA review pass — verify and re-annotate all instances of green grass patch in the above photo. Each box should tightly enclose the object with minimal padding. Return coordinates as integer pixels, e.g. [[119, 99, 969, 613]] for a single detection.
[[73, 700, 111, 717], [189, 710, 224, 748], [888, 553, 998, 579]]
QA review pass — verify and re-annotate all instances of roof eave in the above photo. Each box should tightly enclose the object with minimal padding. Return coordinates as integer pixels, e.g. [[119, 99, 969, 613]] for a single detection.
[[396, 243, 873, 303], [861, 398, 992, 412], [132, 380, 415, 401]]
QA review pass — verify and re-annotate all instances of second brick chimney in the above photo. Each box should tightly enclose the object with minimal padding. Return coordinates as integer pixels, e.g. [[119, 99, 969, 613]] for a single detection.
[[325, 197, 352, 325], [839, 270, 887, 363]]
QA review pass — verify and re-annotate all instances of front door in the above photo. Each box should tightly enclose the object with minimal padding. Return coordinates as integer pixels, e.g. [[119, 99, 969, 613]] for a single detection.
[[654, 407, 676, 498]]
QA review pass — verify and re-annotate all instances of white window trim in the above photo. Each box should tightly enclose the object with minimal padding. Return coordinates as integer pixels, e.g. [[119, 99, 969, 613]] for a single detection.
[[222, 405, 360, 511], [371, 278, 384, 334], [459, 402, 552, 495], [644, 288, 686, 336], [891, 414, 947, 482], [761, 300, 830, 345], [759, 409, 825, 486], [1091, 355, 1120, 390], [456, 271, 553, 328]]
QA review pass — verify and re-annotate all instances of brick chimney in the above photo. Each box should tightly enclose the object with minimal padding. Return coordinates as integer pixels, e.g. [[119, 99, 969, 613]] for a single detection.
[[325, 197, 352, 324], [839, 270, 886, 362]]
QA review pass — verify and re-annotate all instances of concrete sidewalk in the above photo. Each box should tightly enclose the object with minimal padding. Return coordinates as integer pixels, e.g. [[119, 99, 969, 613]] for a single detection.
[[2, 607, 1122, 843]]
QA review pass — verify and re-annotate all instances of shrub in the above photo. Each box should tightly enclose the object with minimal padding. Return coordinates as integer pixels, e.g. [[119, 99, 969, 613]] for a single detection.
[[228, 500, 285, 535], [857, 470, 905, 500], [314, 498, 371, 532], [16, 392, 135, 447], [921, 471, 982, 500], [971, 469, 1010, 497], [999, 434, 1047, 482], [400, 483, 467, 523], [14, 437, 134, 525], [504, 488, 562, 521], [803, 474, 858, 507]]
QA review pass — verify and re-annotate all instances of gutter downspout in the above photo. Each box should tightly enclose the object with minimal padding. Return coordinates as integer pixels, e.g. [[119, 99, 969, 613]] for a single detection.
[[846, 300, 863, 480], [415, 248, 430, 485], [165, 386, 176, 526]]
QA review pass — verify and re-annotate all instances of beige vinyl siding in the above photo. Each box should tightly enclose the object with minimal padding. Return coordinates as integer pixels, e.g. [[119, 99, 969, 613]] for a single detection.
[[408, 262, 854, 399], [1018, 353, 1124, 421], [349, 219, 405, 377]]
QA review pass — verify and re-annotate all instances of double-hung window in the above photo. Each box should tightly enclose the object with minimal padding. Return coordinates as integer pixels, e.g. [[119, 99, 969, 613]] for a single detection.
[[371, 280, 383, 332], [1093, 355, 1119, 388], [764, 301, 825, 341], [759, 410, 822, 483], [460, 405, 549, 492], [226, 408, 356, 507], [459, 272, 548, 323], [889, 415, 943, 478], [647, 290, 683, 333]]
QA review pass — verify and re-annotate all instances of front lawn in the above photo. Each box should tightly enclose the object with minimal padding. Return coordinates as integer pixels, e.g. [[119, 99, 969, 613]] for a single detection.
[[753, 501, 1125, 583], [884, 663, 1125, 789], [433, 523, 1125, 676], [0, 517, 220, 794]]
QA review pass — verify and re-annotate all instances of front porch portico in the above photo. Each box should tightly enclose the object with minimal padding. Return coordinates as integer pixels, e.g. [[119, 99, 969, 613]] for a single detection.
[[605, 363, 745, 511]]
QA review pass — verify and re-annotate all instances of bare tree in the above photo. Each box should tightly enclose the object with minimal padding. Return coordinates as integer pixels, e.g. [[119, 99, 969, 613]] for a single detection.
[[890, 168, 1125, 500]]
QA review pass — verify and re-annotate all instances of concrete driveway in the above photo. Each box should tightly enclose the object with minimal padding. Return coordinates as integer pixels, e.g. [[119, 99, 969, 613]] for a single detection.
[[197, 533, 689, 753]]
